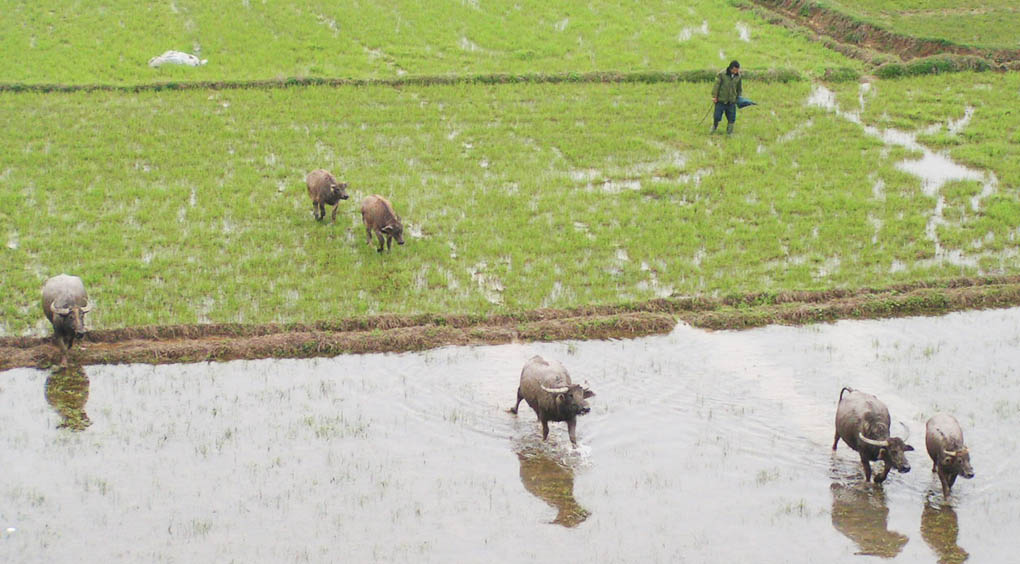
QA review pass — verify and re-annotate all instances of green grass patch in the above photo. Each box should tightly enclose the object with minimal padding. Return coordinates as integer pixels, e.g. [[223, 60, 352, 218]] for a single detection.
[[0, 1, 861, 86]]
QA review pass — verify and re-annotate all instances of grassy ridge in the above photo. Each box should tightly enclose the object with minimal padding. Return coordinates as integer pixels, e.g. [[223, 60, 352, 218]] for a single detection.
[[4, 75, 1020, 335], [820, 0, 1020, 49], [0, 1, 860, 85]]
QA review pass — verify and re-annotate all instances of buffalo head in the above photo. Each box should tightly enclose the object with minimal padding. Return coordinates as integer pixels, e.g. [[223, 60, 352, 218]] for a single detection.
[[542, 383, 595, 418]]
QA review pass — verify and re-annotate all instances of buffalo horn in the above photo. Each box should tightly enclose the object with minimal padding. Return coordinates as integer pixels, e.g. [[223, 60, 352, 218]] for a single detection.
[[541, 385, 570, 394], [52, 306, 71, 315], [858, 432, 889, 448], [81, 302, 93, 313]]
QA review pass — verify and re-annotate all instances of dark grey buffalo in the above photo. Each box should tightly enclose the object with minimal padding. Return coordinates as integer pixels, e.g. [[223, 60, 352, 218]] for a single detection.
[[832, 387, 914, 483], [360, 194, 404, 252], [509, 355, 594, 446], [306, 169, 349, 222], [925, 413, 974, 499], [41, 274, 93, 355]]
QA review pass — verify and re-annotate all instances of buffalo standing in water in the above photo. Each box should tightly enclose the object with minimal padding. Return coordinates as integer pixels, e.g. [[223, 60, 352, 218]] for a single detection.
[[41, 274, 93, 357], [510, 356, 594, 446], [832, 387, 914, 483], [360, 194, 404, 252], [926, 413, 974, 499], [306, 169, 349, 222]]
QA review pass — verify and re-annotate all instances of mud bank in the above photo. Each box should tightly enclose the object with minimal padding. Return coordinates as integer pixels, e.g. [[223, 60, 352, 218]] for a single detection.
[[749, 0, 1020, 69], [5, 276, 1020, 370]]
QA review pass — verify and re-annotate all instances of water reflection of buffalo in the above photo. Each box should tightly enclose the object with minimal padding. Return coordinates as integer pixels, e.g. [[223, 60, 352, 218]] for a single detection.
[[44, 364, 92, 431], [921, 499, 969, 563], [517, 450, 589, 527], [830, 482, 908, 557], [832, 387, 914, 483]]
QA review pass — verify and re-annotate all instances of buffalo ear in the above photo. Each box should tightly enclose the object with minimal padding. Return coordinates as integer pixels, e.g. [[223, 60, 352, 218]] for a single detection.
[[877, 448, 887, 459], [904, 444, 915, 452], [583, 389, 595, 399], [381, 225, 393, 234], [554, 393, 565, 407], [943, 456, 954, 467]]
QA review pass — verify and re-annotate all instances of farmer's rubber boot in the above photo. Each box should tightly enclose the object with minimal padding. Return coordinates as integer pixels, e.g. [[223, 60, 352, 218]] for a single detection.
[[711, 121, 719, 134], [726, 123, 734, 135]]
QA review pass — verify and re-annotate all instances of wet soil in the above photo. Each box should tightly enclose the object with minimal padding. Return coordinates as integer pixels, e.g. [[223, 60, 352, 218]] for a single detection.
[[749, 0, 1020, 67], [6, 276, 1020, 370]]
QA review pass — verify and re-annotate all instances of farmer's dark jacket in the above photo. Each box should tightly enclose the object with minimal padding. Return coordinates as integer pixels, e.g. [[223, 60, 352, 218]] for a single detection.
[[712, 70, 742, 104]]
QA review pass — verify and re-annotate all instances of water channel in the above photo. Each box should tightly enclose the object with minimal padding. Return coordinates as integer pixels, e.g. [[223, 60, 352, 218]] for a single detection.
[[3, 308, 1019, 562]]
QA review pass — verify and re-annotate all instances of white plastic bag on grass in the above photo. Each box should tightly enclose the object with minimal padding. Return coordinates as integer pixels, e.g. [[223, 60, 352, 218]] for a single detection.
[[148, 51, 208, 68]]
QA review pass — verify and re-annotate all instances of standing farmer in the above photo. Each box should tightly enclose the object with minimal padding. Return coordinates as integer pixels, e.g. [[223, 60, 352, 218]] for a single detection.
[[711, 60, 742, 135]]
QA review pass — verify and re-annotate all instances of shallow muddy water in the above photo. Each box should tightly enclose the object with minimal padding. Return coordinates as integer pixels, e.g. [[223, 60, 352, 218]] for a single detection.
[[3, 309, 1020, 562]]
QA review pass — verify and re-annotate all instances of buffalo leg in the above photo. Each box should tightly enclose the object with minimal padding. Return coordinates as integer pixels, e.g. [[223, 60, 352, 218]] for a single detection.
[[567, 418, 578, 446], [541, 420, 550, 441], [938, 471, 952, 498], [948, 473, 958, 488], [365, 226, 372, 245], [375, 232, 385, 253], [53, 333, 69, 366], [874, 462, 890, 484], [509, 388, 523, 414], [386, 235, 392, 251], [330, 203, 339, 222], [832, 431, 840, 451], [859, 452, 873, 482]]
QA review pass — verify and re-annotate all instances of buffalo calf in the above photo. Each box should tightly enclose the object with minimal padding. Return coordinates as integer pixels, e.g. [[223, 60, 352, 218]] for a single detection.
[[306, 169, 349, 222], [926, 413, 974, 499], [360, 194, 404, 252]]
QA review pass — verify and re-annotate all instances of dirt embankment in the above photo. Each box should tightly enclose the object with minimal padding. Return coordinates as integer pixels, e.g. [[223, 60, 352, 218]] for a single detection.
[[6, 276, 1020, 370], [749, 0, 1020, 68]]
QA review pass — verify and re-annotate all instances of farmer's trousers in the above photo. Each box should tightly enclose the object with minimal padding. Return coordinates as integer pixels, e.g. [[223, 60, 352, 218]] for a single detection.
[[713, 102, 736, 124]]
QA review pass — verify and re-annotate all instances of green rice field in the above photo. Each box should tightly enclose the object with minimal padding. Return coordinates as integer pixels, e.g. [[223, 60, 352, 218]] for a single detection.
[[0, 0, 858, 86], [1, 1, 1018, 336], [819, 0, 1020, 49]]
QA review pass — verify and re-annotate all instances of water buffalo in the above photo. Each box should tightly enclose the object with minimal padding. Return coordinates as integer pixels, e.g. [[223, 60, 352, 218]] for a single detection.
[[41, 274, 93, 355], [306, 169, 349, 222], [509, 355, 594, 446], [925, 413, 974, 499], [360, 194, 404, 252], [832, 387, 914, 483]]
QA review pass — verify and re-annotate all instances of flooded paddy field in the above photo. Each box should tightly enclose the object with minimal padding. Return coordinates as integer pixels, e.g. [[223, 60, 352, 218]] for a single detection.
[[3, 309, 1019, 562]]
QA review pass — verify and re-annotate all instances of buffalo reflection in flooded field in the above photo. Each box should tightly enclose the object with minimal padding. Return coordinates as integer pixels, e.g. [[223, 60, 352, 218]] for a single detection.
[[44, 363, 92, 431], [830, 482, 908, 557], [516, 448, 589, 527], [921, 497, 969, 564]]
